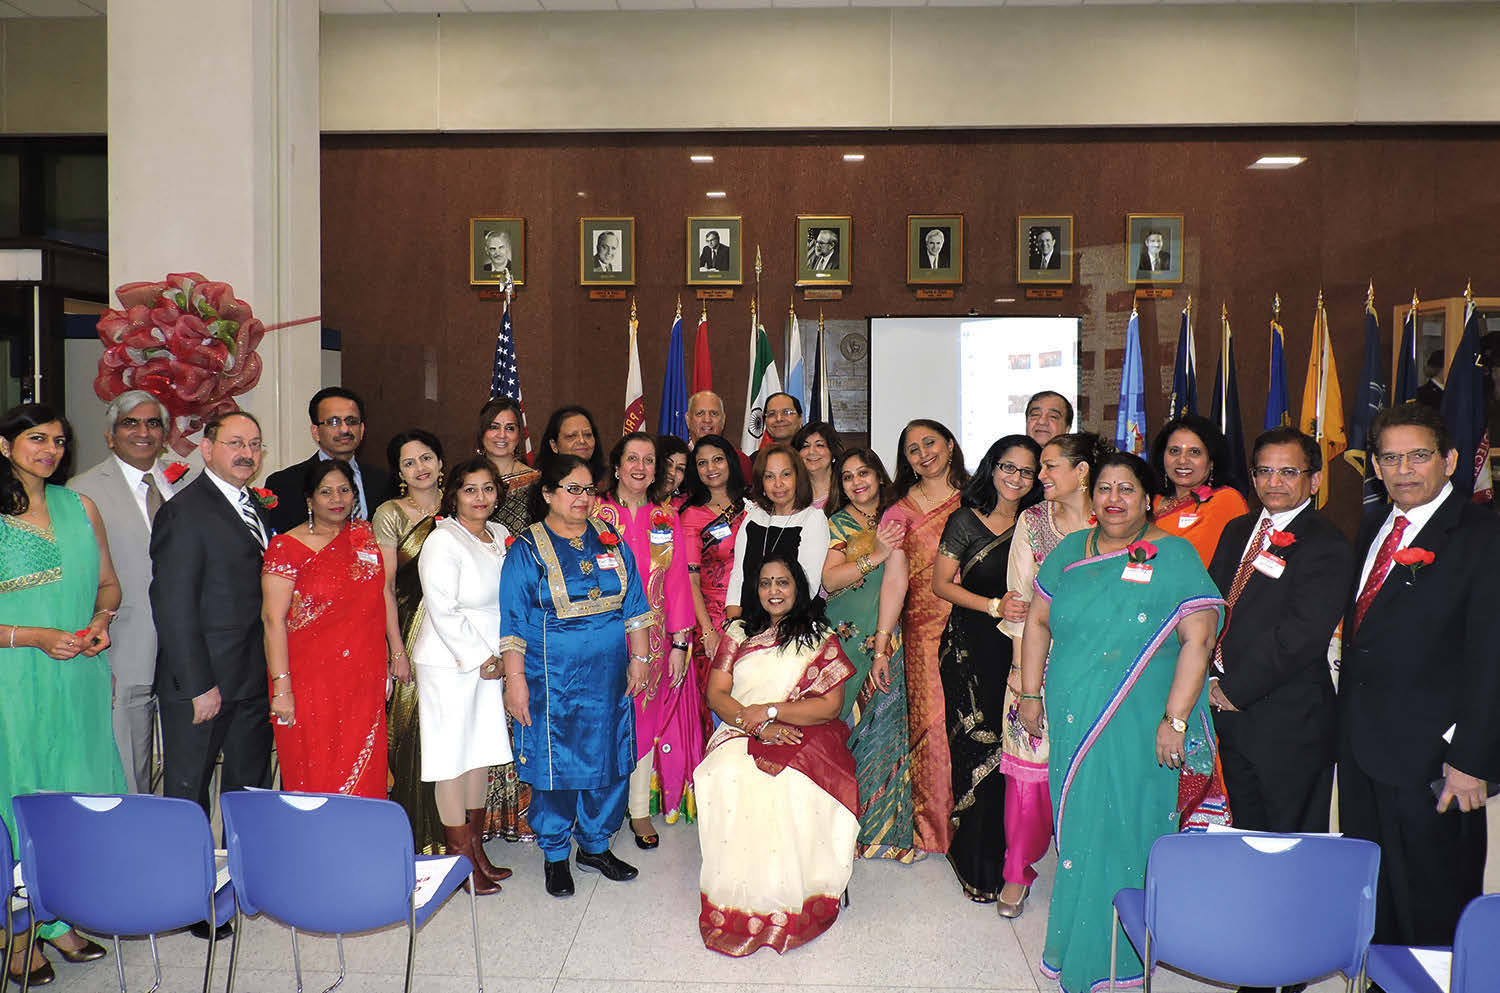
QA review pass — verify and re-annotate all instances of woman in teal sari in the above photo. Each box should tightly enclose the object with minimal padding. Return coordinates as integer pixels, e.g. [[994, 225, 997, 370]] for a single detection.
[[1017, 452, 1228, 993], [1, 404, 125, 984], [820, 448, 920, 862]]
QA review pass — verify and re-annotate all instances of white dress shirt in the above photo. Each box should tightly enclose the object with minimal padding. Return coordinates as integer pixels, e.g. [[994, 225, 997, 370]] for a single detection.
[[1356, 481, 1453, 593], [1235, 498, 1311, 565], [204, 467, 267, 546], [113, 455, 176, 530]]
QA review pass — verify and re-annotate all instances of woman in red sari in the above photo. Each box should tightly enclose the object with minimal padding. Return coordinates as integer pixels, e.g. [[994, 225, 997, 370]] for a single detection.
[[262, 459, 402, 797], [885, 418, 969, 855]]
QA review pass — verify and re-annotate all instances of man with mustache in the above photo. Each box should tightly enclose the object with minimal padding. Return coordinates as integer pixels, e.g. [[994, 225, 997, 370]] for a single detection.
[[149, 410, 275, 939], [263, 387, 393, 534]]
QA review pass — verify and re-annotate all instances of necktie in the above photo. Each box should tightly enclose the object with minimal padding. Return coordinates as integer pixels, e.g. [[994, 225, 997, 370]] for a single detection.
[[1213, 517, 1273, 672], [1351, 515, 1409, 633], [238, 490, 267, 547], [142, 474, 164, 524]]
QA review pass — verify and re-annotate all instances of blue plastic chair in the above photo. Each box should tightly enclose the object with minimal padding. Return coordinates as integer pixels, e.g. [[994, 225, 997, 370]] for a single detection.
[[3, 816, 36, 989], [11, 793, 233, 993], [220, 790, 481, 993], [1367, 892, 1500, 993], [1109, 831, 1380, 992]]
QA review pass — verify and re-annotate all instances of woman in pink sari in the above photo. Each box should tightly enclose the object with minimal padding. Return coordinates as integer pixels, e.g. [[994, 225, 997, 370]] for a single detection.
[[592, 432, 698, 848]]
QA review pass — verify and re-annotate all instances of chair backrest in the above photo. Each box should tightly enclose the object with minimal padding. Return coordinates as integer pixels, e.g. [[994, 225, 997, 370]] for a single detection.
[[1453, 892, 1500, 993], [220, 791, 417, 934], [11, 793, 218, 936], [1143, 832, 1380, 989]]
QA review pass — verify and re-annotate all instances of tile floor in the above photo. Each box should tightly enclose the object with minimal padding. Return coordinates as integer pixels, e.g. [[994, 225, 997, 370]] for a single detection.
[[32, 823, 1379, 993]]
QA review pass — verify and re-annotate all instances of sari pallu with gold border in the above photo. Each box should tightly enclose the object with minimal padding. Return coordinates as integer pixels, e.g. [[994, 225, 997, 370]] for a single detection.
[[1033, 532, 1229, 993], [696, 623, 859, 957]]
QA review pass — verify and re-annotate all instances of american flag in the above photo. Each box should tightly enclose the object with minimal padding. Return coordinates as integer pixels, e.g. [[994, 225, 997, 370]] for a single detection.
[[489, 277, 532, 454]]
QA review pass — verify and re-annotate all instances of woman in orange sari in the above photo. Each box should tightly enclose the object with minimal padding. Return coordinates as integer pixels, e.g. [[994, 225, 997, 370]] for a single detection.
[[885, 419, 969, 854], [1149, 415, 1248, 567]]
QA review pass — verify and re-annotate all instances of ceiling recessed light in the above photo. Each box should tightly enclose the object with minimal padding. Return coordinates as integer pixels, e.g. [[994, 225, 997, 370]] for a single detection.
[[994, 298, 1016, 304], [1249, 155, 1306, 170], [842, 153, 865, 162], [706, 191, 727, 199], [690, 155, 714, 164], [576, 191, 586, 197]]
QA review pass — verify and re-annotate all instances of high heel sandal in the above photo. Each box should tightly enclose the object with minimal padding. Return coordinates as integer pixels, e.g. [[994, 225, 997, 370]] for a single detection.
[[39, 934, 108, 963], [630, 817, 659, 850], [6, 950, 56, 987], [996, 885, 1031, 919]]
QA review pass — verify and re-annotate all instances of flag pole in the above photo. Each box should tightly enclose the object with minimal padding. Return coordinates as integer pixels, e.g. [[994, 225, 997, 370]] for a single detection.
[[1219, 302, 1230, 434], [755, 245, 763, 321]]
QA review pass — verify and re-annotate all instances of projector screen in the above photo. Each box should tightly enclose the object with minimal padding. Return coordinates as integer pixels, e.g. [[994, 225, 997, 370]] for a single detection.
[[868, 316, 1080, 473]]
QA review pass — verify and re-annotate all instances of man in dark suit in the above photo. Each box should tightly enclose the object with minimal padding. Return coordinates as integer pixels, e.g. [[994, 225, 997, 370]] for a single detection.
[[150, 411, 274, 838], [805, 228, 839, 271], [264, 386, 392, 533], [1136, 230, 1171, 276], [1208, 428, 1354, 834], [1339, 401, 1500, 948], [1415, 349, 1446, 410], [698, 230, 730, 271], [919, 227, 950, 269], [1028, 227, 1061, 270]]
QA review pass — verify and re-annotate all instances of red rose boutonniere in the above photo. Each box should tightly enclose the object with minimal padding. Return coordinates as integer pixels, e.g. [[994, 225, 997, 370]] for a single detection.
[[1190, 485, 1214, 504], [1268, 530, 1296, 549], [650, 508, 674, 530], [163, 461, 190, 485], [599, 531, 620, 547], [1392, 546, 1435, 580], [1126, 539, 1158, 564], [504, 534, 516, 549], [250, 487, 278, 509]]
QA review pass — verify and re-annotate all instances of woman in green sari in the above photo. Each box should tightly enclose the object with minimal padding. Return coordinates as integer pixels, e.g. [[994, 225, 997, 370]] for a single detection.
[[1017, 453, 1228, 993], [821, 447, 920, 862], [1, 404, 124, 985]]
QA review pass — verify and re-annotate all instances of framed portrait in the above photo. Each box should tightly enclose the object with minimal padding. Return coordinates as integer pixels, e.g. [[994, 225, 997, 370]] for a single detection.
[[907, 215, 963, 285], [1126, 213, 1184, 285], [796, 215, 852, 287], [686, 216, 743, 286], [1017, 214, 1074, 285], [580, 217, 635, 286], [469, 217, 525, 287]]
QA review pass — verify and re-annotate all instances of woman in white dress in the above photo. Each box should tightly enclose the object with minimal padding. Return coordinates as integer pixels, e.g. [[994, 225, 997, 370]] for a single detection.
[[413, 456, 513, 894]]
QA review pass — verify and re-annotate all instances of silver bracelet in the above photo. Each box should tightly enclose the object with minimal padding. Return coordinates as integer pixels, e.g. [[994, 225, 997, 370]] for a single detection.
[[8, 625, 16, 649]]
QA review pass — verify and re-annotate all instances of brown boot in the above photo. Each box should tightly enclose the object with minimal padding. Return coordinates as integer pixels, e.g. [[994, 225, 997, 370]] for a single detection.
[[466, 809, 513, 883], [444, 823, 499, 895]]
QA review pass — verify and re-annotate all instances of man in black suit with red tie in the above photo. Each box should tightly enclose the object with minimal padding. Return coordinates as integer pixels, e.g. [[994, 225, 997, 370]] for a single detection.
[[1208, 428, 1354, 832], [1339, 402, 1500, 950]]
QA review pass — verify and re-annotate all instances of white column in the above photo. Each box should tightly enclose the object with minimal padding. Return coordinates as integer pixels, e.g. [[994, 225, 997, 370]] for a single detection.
[[105, 0, 321, 475]]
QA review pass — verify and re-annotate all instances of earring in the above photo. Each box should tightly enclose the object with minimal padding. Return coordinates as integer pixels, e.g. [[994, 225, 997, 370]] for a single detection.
[[399, 478, 408, 497], [436, 471, 444, 489], [307, 505, 315, 534]]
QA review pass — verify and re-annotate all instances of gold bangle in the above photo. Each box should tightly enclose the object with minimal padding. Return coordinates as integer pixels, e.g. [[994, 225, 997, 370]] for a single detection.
[[856, 554, 874, 576], [270, 672, 291, 682], [272, 690, 292, 699]]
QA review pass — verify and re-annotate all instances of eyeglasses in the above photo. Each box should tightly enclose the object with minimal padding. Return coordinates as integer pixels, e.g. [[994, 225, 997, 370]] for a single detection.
[[997, 461, 1037, 481], [118, 417, 164, 430], [217, 439, 266, 454], [316, 416, 362, 429], [1374, 448, 1436, 469], [1250, 466, 1311, 482], [766, 408, 798, 419], [561, 483, 598, 496]]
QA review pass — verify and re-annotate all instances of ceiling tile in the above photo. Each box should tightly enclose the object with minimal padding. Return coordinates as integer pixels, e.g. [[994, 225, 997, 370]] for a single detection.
[[695, 0, 773, 9], [385, 0, 464, 10], [853, 0, 924, 7], [319, 0, 397, 12], [538, 0, 618, 9], [616, 0, 695, 9], [769, 0, 848, 8]]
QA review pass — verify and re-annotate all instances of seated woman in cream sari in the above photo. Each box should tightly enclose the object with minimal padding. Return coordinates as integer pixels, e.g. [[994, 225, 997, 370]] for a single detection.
[[697, 554, 858, 957]]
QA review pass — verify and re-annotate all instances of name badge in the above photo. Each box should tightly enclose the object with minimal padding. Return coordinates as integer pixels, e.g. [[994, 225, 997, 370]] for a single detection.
[[1252, 551, 1286, 579], [1121, 563, 1153, 584], [1176, 513, 1199, 529], [356, 548, 379, 565], [595, 554, 619, 569], [707, 521, 733, 542], [650, 528, 673, 545]]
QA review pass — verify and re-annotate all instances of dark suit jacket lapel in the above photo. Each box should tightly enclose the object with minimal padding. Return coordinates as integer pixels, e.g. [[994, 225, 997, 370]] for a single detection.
[[1231, 508, 1314, 610], [197, 473, 268, 548], [1354, 491, 1464, 637]]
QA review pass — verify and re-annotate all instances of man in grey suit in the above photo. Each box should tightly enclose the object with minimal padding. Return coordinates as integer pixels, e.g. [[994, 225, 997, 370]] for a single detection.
[[70, 390, 190, 792]]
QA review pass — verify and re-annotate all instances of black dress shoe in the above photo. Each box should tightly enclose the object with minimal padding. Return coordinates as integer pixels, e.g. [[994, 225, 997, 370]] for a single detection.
[[544, 858, 575, 897], [39, 934, 108, 962], [187, 920, 234, 941], [575, 848, 639, 881], [6, 955, 55, 987]]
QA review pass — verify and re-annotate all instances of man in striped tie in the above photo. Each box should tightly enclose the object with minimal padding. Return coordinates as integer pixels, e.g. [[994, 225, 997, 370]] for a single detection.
[[1339, 402, 1500, 950], [149, 410, 276, 939]]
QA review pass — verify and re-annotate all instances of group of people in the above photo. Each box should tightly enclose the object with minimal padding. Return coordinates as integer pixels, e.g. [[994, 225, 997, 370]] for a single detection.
[[2, 377, 1495, 990]]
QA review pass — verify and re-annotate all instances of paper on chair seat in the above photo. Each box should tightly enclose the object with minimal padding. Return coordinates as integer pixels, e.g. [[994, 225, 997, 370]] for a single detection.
[[1410, 948, 1452, 992], [9, 861, 23, 912], [215, 850, 230, 893], [413, 856, 462, 910]]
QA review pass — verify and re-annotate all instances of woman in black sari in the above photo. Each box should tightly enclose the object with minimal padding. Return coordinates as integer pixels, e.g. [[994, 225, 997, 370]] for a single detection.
[[934, 434, 1041, 904]]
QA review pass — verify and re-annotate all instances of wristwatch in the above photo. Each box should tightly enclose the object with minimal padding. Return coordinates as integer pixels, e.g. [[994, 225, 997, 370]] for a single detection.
[[1164, 714, 1187, 734], [767, 705, 779, 722]]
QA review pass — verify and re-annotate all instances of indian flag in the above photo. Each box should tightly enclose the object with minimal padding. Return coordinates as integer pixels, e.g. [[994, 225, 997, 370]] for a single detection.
[[740, 300, 781, 452]]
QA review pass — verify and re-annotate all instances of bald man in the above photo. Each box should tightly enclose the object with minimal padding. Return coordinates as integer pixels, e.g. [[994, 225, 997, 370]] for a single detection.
[[688, 390, 753, 480]]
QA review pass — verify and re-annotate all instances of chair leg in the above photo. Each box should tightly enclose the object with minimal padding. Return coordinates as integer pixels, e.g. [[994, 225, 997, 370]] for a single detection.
[[1109, 907, 1118, 992], [147, 933, 162, 993], [225, 906, 244, 993], [290, 926, 304, 993], [203, 895, 218, 993], [403, 912, 417, 993], [1142, 930, 1152, 993], [468, 881, 484, 993], [319, 935, 346, 993], [110, 935, 127, 993], [20, 924, 37, 993]]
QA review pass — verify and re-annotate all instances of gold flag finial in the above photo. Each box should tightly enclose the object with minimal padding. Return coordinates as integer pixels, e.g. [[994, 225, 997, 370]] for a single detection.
[[630, 296, 637, 322], [676, 295, 682, 318], [1185, 294, 1192, 317], [789, 295, 795, 315], [1411, 288, 1420, 311], [1221, 301, 1228, 322], [755, 246, 763, 279], [701, 298, 708, 320], [818, 309, 825, 328], [1317, 288, 1324, 307], [751, 297, 757, 320], [1131, 298, 1139, 317], [1366, 280, 1375, 309], [1273, 293, 1281, 318], [1464, 279, 1473, 304]]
